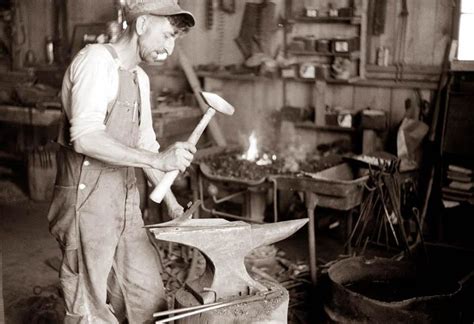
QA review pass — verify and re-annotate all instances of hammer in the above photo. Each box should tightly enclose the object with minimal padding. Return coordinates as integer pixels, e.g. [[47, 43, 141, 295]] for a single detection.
[[149, 92, 235, 203]]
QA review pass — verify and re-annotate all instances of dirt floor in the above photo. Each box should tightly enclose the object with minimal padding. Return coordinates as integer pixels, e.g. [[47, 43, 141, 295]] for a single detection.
[[1, 197, 63, 324]]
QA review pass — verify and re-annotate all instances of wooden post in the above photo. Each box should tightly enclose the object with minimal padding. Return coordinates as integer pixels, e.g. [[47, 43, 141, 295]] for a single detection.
[[179, 51, 228, 147], [246, 188, 267, 222]]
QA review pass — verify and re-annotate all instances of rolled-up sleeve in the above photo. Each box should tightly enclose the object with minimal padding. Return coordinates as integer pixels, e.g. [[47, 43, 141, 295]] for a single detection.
[[136, 68, 160, 152], [67, 47, 117, 142]]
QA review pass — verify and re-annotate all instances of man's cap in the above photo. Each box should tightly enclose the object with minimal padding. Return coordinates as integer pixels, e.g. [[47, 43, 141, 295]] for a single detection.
[[124, 0, 195, 27]]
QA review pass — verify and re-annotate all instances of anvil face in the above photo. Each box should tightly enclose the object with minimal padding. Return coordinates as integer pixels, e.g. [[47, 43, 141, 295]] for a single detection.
[[150, 218, 308, 304]]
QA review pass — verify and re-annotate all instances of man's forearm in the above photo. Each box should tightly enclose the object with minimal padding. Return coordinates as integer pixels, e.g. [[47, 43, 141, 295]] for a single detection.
[[74, 131, 157, 168]]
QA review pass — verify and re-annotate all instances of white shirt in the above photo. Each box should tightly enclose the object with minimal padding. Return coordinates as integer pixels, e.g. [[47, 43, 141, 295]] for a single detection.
[[61, 44, 160, 152]]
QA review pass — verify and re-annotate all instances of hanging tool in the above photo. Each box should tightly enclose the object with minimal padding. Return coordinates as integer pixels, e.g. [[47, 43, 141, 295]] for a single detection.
[[144, 200, 201, 228], [372, 0, 387, 36], [149, 92, 234, 203], [206, 0, 214, 30], [394, 0, 408, 82], [219, 0, 236, 14]]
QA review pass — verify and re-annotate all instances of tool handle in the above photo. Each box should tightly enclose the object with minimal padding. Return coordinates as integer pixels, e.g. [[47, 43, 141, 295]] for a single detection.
[[187, 108, 215, 145], [149, 109, 216, 203]]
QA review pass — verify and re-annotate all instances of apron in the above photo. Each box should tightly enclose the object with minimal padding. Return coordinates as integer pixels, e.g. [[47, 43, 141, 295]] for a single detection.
[[47, 44, 166, 324]]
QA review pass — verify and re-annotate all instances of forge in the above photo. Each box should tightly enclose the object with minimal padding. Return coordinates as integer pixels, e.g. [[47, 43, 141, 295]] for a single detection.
[[199, 146, 344, 182]]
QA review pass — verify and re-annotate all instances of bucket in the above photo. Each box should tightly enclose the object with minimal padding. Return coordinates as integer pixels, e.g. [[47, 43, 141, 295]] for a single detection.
[[324, 257, 462, 323]]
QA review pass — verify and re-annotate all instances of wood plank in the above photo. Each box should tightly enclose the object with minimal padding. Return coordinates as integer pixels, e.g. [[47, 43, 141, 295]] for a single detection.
[[326, 85, 354, 111], [433, 0, 455, 65], [413, 0, 437, 65], [353, 87, 391, 113]]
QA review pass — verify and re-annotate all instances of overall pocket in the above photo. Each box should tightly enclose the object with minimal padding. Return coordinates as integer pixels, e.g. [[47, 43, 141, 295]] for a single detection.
[[47, 186, 79, 250], [59, 249, 89, 321]]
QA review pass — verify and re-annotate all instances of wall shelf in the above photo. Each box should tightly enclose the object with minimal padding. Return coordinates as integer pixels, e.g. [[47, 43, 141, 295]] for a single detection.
[[0, 105, 61, 126], [197, 71, 318, 84], [295, 121, 358, 133], [288, 50, 360, 59], [198, 71, 437, 89], [324, 77, 438, 89], [288, 16, 362, 25]]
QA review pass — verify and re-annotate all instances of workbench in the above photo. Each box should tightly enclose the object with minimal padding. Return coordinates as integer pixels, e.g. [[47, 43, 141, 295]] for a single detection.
[[0, 105, 61, 126], [269, 164, 368, 285]]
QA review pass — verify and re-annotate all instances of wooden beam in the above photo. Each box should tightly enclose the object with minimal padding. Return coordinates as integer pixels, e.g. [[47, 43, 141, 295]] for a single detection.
[[178, 52, 228, 147]]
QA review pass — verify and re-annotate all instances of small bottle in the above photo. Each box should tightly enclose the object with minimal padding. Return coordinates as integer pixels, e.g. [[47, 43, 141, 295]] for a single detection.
[[45, 36, 54, 64], [376, 46, 385, 66], [383, 47, 390, 66]]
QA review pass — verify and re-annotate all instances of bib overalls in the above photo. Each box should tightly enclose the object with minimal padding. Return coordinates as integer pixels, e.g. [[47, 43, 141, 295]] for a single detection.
[[47, 45, 166, 323]]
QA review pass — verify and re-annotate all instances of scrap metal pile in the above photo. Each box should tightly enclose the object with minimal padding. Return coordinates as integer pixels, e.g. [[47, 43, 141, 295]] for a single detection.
[[246, 246, 311, 323], [200, 150, 344, 181], [154, 241, 311, 323]]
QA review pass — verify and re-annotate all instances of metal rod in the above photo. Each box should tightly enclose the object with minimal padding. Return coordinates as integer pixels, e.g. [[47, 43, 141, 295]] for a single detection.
[[153, 300, 225, 317], [212, 190, 246, 204], [155, 292, 278, 323]]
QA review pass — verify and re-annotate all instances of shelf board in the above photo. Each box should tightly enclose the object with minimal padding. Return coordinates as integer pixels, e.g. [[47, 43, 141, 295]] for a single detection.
[[324, 77, 438, 89], [197, 72, 438, 89], [295, 122, 357, 133], [198, 71, 318, 83], [197, 70, 267, 81], [288, 16, 362, 24], [288, 50, 360, 59]]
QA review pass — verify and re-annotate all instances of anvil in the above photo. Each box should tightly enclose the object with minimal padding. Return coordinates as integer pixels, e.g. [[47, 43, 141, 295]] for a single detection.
[[149, 217, 308, 304]]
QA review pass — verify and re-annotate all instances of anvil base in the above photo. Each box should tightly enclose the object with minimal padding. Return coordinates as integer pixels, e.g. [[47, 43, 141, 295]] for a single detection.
[[174, 281, 289, 324]]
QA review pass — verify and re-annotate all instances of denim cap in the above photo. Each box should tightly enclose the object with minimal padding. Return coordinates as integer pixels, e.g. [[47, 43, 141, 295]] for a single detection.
[[124, 0, 195, 27]]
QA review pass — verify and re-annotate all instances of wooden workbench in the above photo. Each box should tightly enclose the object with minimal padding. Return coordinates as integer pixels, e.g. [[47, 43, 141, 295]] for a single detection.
[[0, 105, 61, 126]]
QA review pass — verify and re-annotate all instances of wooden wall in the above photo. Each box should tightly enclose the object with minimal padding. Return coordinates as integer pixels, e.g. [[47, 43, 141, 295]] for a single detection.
[[13, 0, 115, 66]]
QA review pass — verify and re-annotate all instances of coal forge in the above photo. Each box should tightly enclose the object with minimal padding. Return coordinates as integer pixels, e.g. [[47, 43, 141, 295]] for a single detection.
[[200, 149, 344, 181]]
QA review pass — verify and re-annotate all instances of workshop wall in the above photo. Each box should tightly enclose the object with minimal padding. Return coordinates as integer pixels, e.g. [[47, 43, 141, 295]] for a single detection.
[[12, 0, 115, 67], [173, 0, 450, 151], [11, 0, 452, 152]]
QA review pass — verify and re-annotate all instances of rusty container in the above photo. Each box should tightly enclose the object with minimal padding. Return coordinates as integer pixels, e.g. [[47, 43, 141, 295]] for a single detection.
[[324, 256, 464, 323]]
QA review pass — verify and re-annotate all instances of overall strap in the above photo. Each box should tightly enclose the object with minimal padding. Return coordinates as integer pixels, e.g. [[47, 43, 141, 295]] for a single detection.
[[103, 44, 119, 60]]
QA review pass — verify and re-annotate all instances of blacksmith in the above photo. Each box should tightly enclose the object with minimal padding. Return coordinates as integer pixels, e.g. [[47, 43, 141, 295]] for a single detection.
[[47, 1, 196, 322]]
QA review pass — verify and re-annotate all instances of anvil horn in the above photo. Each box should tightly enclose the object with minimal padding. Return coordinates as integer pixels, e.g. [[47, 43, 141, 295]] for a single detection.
[[250, 219, 309, 250]]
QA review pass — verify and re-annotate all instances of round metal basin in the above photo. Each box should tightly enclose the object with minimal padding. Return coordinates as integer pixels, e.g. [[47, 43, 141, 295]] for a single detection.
[[324, 257, 462, 323]]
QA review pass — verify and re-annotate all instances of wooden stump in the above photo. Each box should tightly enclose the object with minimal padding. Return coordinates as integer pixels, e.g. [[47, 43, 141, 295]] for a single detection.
[[174, 282, 289, 324]]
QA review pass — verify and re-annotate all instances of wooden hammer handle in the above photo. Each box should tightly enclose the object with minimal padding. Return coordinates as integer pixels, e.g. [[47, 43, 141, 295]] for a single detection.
[[149, 109, 216, 203]]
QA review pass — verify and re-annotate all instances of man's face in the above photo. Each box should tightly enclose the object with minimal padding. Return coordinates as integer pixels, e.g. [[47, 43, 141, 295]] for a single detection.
[[137, 15, 178, 63]]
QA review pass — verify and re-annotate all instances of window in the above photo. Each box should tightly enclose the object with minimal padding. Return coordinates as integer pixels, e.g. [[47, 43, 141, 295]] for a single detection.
[[457, 0, 474, 60]]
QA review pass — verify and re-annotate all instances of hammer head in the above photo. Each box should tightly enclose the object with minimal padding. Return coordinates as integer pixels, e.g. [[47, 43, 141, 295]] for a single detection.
[[201, 91, 235, 115]]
